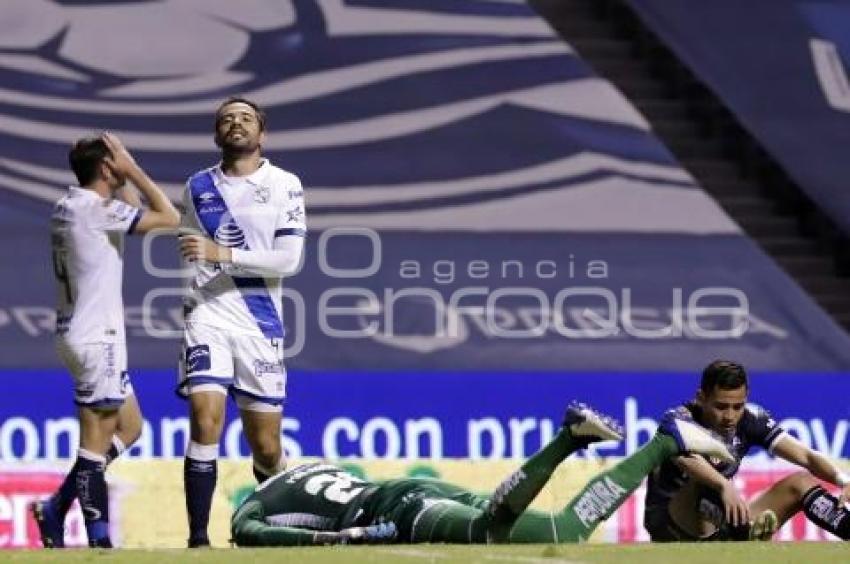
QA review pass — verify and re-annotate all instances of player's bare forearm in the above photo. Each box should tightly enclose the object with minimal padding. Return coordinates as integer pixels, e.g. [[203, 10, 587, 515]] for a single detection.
[[774, 435, 844, 484], [674, 455, 728, 492], [125, 166, 177, 217], [115, 185, 142, 208]]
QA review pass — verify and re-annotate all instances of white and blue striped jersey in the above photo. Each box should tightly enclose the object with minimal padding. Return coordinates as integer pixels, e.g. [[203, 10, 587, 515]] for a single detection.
[[181, 160, 306, 338], [51, 186, 142, 343]]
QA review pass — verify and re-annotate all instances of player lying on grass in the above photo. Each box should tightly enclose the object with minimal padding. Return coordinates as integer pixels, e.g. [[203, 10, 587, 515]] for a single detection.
[[231, 403, 734, 545], [644, 360, 850, 542]]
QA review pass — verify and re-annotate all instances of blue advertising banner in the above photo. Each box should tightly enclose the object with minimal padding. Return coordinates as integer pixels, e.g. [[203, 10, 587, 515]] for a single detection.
[[3, 370, 849, 461], [625, 0, 850, 235]]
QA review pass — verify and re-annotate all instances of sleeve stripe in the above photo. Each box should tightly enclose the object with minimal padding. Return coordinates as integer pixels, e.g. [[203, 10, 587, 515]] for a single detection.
[[766, 430, 788, 454], [274, 227, 306, 238], [127, 209, 143, 234]]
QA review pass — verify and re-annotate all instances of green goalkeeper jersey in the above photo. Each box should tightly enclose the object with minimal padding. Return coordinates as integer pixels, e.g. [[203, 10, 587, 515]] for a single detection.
[[231, 462, 490, 545], [241, 463, 375, 531]]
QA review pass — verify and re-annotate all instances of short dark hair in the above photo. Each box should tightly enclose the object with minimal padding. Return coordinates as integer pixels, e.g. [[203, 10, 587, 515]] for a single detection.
[[68, 137, 110, 186], [700, 360, 748, 394], [215, 96, 267, 132]]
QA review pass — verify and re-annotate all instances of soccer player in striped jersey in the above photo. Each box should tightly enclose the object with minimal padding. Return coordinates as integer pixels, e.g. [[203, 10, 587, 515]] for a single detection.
[[644, 360, 850, 542], [32, 133, 180, 548], [230, 403, 734, 546], [178, 97, 306, 547]]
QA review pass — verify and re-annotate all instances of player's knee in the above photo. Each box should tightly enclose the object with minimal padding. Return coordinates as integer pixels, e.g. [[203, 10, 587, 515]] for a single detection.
[[191, 412, 224, 441], [782, 471, 817, 497]]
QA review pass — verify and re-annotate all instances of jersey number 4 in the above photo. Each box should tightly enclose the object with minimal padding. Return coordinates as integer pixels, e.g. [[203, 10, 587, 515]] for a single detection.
[[304, 472, 366, 504]]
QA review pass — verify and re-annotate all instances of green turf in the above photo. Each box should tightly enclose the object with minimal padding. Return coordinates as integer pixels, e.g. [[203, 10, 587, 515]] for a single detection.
[[3, 543, 847, 564]]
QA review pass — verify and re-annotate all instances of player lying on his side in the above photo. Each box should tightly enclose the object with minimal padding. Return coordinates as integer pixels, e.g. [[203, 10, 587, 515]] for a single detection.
[[231, 402, 733, 545]]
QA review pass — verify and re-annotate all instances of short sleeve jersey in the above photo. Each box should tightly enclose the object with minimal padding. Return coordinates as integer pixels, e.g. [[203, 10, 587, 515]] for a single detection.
[[645, 402, 786, 511], [51, 187, 141, 342]]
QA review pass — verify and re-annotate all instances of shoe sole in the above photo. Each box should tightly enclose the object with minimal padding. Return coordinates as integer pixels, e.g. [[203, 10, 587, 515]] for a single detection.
[[571, 410, 624, 442], [668, 418, 735, 463]]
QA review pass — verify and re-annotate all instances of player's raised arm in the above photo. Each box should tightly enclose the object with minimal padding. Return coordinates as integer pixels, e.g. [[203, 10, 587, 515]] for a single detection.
[[101, 132, 179, 233]]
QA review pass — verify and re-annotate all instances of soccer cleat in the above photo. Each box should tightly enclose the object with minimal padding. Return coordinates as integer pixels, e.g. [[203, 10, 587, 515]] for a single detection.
[[30, 498, 65, 549], [749, 509, 778, 541], [563, 402, 624, 447], [658, 416, 735, 463]]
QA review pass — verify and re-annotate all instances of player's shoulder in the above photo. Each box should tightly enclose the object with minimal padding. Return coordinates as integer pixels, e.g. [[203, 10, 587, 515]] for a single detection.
[[660, 402, 696, 423], [279, 462, 342, 483], [741, 402, 777, 428], [186, 164, 218, 186], [263, 162, 303, 191]]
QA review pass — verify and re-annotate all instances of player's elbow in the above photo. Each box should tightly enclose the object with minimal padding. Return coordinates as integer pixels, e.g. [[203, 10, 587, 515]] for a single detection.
[[276, 252, 302, 277], [163, 209, 181, 228], [259, 247, 304, 277]]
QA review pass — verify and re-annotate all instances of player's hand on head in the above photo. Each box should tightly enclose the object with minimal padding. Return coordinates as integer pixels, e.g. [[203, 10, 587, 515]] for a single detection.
[[101, 131, 138, 174]]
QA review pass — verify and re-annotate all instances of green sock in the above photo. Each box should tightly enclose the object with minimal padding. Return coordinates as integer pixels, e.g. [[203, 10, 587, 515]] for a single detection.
[[485, 428, 581, 540], [551, 432, 678, 542]]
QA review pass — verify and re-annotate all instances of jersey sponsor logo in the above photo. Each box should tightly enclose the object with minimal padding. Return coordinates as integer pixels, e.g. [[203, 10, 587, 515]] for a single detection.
[[213, 221, 247, 249], [489, 469, 526, 509], [253, 360, 282, 378], [571, 477, 627, 528], [185, 344, 211, 373]]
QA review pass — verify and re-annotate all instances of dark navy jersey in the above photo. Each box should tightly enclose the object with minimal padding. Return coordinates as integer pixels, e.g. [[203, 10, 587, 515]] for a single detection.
[[645, 402, 786, 511]]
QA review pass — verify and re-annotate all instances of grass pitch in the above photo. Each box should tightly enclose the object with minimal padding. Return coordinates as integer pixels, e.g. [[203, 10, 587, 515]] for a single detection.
[[3, 543, 846, 564]]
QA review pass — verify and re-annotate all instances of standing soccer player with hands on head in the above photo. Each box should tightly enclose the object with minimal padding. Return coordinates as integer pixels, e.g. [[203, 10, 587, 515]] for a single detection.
[[33, 133, 180, 548], [178, 97, 306, 548]]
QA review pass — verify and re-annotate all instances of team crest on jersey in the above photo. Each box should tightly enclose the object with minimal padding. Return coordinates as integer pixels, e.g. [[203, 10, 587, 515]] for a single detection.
[[253, 186, 270, 204]]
